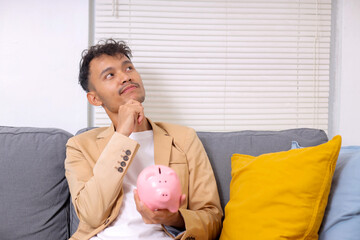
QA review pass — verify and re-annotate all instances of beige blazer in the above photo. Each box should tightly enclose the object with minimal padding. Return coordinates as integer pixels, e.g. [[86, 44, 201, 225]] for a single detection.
[[65, 119, 223, 240]]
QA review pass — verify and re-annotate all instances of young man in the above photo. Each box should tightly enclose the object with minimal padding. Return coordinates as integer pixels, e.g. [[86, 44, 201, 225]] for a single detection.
[[65, 39, 223, 240]]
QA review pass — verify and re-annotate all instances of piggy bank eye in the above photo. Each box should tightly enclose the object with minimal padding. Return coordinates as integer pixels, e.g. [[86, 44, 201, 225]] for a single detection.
[[165, 180, 167, 183], [159, 180, 161, 183]]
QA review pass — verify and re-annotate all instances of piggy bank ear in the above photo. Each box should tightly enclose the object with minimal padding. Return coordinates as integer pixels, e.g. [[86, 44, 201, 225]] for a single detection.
[[166, 171, 176, 176]]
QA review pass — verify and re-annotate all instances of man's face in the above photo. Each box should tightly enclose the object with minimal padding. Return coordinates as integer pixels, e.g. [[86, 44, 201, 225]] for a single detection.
[[87, 54, 145, 114]]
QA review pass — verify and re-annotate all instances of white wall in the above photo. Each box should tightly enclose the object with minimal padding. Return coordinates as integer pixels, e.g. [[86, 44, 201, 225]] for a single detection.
[[0, 0, 359, 144], [330, 0, 360, 145], [0, 0, 89, 134]]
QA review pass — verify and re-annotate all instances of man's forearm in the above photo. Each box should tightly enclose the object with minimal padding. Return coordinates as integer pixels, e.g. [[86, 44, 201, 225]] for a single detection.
[[65, 133, 140, 227]]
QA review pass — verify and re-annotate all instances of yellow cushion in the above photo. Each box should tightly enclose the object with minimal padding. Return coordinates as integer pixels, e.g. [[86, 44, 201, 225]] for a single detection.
[[220, 135, 342, 240]]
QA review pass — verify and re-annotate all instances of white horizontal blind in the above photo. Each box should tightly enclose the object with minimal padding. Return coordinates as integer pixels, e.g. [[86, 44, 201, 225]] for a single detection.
[[93, 0, 332, 132]]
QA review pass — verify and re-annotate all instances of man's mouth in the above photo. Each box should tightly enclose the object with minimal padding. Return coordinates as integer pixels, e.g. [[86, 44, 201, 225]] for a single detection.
[[119, 83, 139, 95]]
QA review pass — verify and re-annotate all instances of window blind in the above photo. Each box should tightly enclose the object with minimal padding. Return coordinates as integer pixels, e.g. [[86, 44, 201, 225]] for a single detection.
[[92, 0, 332, 132]]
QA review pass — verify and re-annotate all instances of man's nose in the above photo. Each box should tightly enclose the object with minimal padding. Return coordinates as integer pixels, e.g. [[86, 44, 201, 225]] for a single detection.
[[119, 72, 131, 84]]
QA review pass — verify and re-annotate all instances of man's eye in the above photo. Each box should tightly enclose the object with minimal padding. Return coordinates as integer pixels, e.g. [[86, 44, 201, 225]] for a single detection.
[[106, 73, 114, 79], [126, 66, 133, 72]]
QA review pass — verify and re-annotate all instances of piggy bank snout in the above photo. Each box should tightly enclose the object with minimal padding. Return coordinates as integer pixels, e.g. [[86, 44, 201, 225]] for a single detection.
[[157, 188, 171, 202]]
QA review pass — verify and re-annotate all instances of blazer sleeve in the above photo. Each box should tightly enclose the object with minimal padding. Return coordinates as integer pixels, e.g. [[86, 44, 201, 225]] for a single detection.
[[177, 128, 223, 240], [65, 132, 139, 228]]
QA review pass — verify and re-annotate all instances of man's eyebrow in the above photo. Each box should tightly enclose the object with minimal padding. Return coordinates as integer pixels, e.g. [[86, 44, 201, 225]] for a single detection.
[[122, 60, 133, 66], [98, 60, 133, 78], [99, 67, 113, 78]]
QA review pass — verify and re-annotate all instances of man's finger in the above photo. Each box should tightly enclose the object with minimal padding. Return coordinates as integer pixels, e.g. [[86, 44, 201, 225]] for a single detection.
[[133, 189, 142, 210], [180, 194, 186, 206], [134, 189, 152, 214], [137, 111, 144, 125], [126, 99, 141, 106]]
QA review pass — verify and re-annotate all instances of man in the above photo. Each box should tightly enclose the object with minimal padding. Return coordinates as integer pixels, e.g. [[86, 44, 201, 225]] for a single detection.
[[65, 39, 223, 240]]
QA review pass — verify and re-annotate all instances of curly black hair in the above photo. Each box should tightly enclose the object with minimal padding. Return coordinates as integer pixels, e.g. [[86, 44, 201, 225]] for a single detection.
[[79, 39, 133, 92]]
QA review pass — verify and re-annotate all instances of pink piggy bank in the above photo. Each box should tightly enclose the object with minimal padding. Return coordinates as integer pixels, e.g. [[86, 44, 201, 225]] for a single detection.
[[137, 165, 182, 213]]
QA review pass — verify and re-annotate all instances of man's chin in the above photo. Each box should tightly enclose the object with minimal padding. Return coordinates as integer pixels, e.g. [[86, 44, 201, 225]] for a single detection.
[[130, 95, 145, 103], [138, 96, 145, 103]]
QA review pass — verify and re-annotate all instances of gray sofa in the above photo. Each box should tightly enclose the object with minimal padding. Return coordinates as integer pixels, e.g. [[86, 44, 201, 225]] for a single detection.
[[1, 126, 359, 240]]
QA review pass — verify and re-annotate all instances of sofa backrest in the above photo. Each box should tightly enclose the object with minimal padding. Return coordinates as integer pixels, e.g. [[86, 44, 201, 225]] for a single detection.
[[69, 127, 328, 236], [0, 126, 73, 240], [0, 126, 336, 239], [197, 128, 328, 209]]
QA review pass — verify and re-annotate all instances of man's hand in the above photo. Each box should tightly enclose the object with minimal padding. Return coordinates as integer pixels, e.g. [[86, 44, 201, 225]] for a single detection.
[[116, 100, 144, 136], [133, 189, 187, 228]]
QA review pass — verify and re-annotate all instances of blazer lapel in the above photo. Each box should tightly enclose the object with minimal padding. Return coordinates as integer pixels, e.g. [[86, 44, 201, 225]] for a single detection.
[[94, 120, 172, 166], [149, 119, 173, 167]]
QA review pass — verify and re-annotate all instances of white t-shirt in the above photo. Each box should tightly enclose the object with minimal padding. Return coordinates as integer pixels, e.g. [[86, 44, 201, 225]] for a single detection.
[[91, 130, 171, 240]]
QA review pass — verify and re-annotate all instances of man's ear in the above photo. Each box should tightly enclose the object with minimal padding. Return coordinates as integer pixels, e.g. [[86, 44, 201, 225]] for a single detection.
[[87, 91, 102, 106]]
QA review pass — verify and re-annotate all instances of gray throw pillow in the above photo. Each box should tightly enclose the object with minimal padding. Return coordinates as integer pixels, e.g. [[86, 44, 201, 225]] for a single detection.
[[0, 126, 73, 240]]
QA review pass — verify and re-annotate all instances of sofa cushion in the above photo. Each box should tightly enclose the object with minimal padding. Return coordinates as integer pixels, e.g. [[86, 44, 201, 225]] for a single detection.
[[220, 135, 341, 240], [197, 128, 328, 209], [0, 126, 73, 240], [319, 146, 360, 240]]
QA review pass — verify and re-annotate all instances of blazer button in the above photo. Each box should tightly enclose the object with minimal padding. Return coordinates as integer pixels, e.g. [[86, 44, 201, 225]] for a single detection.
[[125, 150, 131, 156], [117, 167, 124, 173], [120, 161, 126, 167], [123, 155, 129, 161]]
